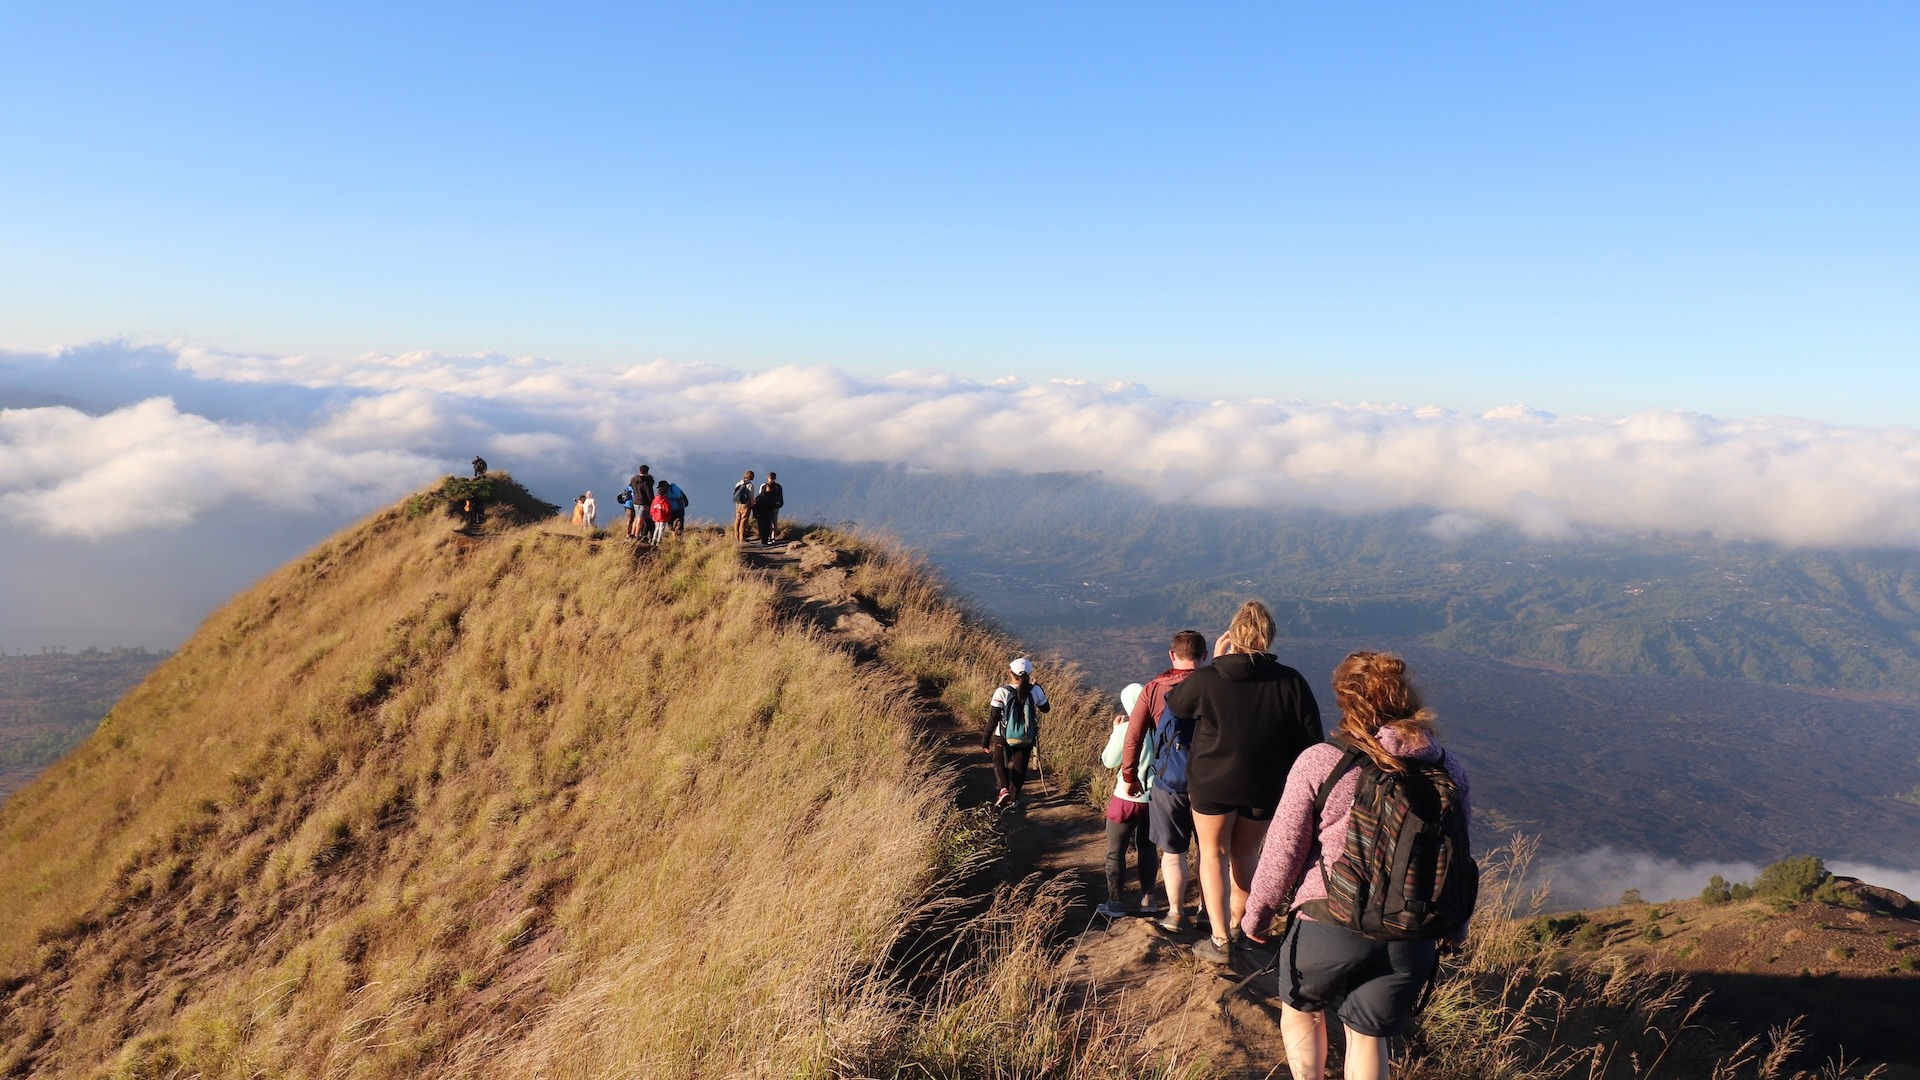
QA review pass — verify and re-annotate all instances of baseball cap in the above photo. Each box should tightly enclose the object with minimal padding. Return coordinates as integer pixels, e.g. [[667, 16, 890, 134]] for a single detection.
[[1008, 657, 1033, 676]]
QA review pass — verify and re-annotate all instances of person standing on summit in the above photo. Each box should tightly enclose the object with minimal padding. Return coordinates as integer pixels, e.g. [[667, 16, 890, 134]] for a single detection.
[[753, 471, 784, 545], [732, 470, 755, 542], [582, 491, 597, 530], [982, 658, 1051, 808], [1169, 601, 1323, 966], [630, 467, 656, 544]]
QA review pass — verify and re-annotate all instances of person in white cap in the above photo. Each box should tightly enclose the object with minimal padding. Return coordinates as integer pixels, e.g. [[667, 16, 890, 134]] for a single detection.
[[980, 657, 1050, 807], [1098, 682, 1158, 918]]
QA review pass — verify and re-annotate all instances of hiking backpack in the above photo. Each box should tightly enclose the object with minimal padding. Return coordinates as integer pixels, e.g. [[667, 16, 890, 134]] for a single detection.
[[617, 489, 632, 506], [734, 482, 753, 505], [1300, 747, 1478, 941], [1146, 695, 1193, 793], [998, 684, 1040, 746]]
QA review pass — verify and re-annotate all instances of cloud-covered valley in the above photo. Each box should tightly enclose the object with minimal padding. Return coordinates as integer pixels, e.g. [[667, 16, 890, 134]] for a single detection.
[[5, 340, 1919, 546]]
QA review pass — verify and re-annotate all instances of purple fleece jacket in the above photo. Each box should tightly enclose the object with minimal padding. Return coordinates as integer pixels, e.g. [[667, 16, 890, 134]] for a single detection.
[[1241, 728, 1472, 941]]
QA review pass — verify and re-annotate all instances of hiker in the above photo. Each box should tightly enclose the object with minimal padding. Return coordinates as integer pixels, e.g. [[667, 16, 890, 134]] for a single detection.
[[1098, 682, 1158, 918], [1168, 600, 1323, 966], [631, 467, 656, 543], [470, 455, 487, 478], [1242, 651, 1474, 1080], [582, 491, 598, 529], [1121, 630, 1208, 930], [662, 479, 688, 535], [980, 657, 1050, 808], [571, 495, 586, 527], [648, 485, 672, 542], [753, 472, 783, 545], [732, 470, 755, 542]]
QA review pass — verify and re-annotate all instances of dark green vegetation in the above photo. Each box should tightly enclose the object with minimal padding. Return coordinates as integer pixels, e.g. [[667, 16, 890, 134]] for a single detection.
[[774, 460, 1920, 695], [0, 649, 164, 800]]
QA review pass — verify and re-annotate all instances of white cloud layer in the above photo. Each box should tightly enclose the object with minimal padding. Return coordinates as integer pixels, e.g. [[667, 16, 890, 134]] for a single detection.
[[6, 340, 1920, 544]]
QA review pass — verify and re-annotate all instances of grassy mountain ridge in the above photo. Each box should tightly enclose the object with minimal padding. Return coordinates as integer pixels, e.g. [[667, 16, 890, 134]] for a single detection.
[[0, 479, 1116, 1077]]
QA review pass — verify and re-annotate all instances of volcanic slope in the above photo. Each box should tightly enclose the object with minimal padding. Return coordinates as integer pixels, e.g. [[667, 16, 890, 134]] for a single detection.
[[0, 481, 1114, 1078]]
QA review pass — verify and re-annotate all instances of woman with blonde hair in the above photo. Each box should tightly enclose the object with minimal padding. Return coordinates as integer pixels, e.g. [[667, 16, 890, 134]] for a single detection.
[[1241, 651, 1474, 1080], [1165, 600, 1323, 965]]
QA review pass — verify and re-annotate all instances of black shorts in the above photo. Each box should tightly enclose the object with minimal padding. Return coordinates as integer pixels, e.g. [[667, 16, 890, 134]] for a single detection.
[[1190, 799, 1276, 820], [1274, 918, 1436, 1037], [1147, 787, 1194, 855]]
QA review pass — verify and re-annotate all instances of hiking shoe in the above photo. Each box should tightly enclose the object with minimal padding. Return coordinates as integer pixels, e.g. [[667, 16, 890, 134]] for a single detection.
[[1152, 912, 1186, 935], [1192, 936, 1232, 967], [994, 788, 1012, 808], [1095, 900, 1129, 919], [1139, 892, 1165, 913]]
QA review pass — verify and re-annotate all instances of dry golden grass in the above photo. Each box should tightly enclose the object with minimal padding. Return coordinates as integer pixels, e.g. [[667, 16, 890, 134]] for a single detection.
[[0, 483, 1118, 1078], [1403, 838, 1887, 1080]]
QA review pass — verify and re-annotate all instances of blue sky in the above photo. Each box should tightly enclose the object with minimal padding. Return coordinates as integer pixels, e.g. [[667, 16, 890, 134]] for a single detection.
[[2, 3, 1916, 422]]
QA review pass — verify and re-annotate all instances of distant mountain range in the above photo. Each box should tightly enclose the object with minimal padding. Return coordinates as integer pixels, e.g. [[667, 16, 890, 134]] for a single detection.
[[734, 458, 1920, 697]]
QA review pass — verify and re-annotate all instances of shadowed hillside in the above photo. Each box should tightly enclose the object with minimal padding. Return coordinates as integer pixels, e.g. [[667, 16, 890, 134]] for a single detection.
[[0, 478, 1125, 1078]]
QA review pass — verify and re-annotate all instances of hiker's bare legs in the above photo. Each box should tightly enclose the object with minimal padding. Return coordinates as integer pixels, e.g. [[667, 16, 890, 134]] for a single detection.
[[1279, 1003, 1328, 1080], [1160, 850, 1188, 916], [1192, 809, 1235, 943], [1227, 815, 1270, 931], [1345, 1029, 1389, 1080]]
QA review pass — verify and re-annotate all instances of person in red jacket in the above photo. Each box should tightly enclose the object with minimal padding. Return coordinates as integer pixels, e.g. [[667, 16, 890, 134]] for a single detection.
[[648, 487, 672, 543], [1120, 629, 1208, 930], [1167, 600, 1323, 966]]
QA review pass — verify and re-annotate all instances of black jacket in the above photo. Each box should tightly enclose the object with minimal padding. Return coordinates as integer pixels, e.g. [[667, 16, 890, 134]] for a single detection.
[[1166, 652, 1323, 810]]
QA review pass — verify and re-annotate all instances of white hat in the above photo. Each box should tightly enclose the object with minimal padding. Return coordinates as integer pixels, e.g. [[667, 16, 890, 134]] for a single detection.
[[1119, 682, 1144, 716], [1008, 657, 1033, 676]]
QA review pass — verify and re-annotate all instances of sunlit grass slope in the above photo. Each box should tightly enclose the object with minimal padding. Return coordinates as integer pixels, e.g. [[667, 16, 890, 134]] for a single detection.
[[0, 481, 1112, 1078]]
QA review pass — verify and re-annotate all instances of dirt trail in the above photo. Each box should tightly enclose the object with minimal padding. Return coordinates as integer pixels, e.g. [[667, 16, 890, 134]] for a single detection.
[[740, 534, 1294, 1077]]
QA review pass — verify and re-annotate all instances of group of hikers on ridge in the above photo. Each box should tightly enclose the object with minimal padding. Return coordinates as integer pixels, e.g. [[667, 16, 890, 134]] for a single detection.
[[730, 469, 784, 545], [996, 601, 1477, 1080], [558, 466, 786, 545], [602, 465, 689, 543]]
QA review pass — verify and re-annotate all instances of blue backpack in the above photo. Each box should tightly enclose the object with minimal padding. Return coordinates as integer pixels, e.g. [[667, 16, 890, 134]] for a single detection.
[[1148, 695, 1193, 793], [999, 685, 1040, 746]]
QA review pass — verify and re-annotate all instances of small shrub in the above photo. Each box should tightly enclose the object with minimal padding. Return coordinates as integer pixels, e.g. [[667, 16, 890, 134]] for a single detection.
[[1754, 855, 1830, 902], [1827, 945, 1853, 962], [1528, 912, 1588, 942], [1571, 922, 1606, 950], [1884, 933, 1902, 953], [1701, 874, 1733, 905], [1640, 924, 1663, 943], [1729, 882, 1754, 901], [1620, 888, 1644, 906], [1900, 955, 1917, 972]]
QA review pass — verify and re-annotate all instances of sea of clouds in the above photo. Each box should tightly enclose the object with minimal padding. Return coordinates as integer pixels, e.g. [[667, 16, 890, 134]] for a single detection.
[[6, 339, 1920, 545]]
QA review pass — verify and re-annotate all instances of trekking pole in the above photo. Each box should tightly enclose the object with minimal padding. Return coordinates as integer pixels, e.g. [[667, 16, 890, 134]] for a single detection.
[[1217, 949, 1281, 1006], [1216, 911, 1290, 1006]]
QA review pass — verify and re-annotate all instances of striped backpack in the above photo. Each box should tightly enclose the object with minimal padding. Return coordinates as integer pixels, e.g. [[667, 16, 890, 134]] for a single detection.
[[1298, 746, 1478, 941]]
